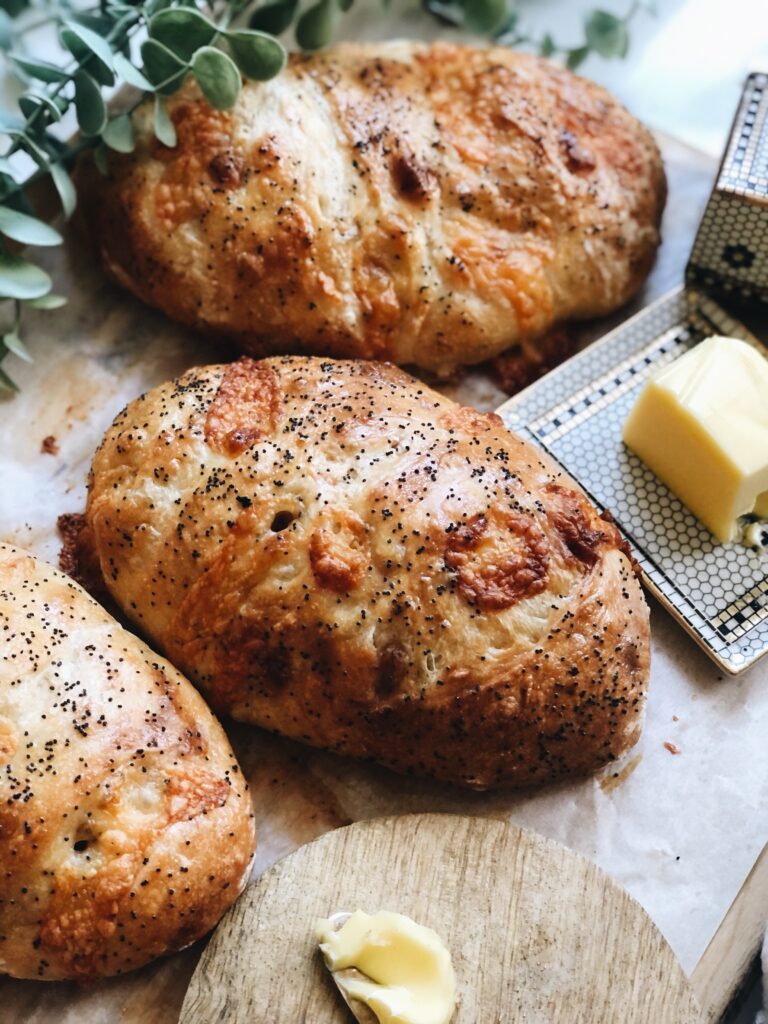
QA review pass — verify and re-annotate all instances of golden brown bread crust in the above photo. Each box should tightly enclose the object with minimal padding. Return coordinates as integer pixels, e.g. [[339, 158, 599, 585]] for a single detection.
[[0, 544, 255, 982], [82, 356, 650, 789], [77, 42, 666, 378]]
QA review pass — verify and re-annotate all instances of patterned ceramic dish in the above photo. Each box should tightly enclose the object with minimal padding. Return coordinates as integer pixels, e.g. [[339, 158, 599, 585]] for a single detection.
[[497, 287, 768, 675]]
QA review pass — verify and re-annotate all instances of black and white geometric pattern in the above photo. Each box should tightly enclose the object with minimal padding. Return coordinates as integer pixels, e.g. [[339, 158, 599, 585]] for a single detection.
[[497, 288, 768, 675], [687, 72, 768, 303]]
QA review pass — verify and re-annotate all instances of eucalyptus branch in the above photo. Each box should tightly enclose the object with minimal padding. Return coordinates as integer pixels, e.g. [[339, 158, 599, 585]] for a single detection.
[[0, 0, 649, 392]]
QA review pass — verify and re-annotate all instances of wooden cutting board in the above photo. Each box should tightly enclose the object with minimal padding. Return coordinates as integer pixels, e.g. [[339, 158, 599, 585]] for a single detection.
[[179, 814, 702, 1023]]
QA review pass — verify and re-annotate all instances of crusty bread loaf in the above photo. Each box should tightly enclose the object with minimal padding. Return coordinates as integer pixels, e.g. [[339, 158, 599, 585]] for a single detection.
[[82, 356, 650, 789], [77, 41, 665, 381], [0, 544, 255, 982]]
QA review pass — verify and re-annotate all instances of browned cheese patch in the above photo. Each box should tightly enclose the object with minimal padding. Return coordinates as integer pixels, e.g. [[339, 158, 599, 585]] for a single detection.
[[310, 508, 369, 593], [444, 512, 550, 611], [205, 358, 281, 457], [153, 101, 236, 228], [545, 483, 613, 566]]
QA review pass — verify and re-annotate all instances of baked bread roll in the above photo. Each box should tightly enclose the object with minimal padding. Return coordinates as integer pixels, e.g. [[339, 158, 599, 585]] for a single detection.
[[81, 356, 650, 789], [0, 544, 254, 982], [77, 42, 665, 380]]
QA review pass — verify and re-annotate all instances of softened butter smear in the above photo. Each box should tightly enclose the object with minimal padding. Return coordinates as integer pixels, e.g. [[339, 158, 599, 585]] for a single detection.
[[316, 910, 456, 1024]]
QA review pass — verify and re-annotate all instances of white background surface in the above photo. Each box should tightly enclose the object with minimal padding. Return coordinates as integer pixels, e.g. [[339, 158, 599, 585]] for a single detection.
[[510, 0, 768, 157]]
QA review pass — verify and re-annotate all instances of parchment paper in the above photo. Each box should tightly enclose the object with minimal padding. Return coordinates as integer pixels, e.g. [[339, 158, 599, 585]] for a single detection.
[[0, 120, 765, 1021]]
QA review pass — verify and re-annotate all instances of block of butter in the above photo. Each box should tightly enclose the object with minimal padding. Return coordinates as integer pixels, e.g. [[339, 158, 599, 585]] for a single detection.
[[316, 909, 456, 1024], [623, 335, 768, 543]]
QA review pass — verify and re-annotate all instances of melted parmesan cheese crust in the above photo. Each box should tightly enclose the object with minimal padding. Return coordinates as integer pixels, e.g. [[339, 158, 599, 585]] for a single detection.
[[83, 356, 650, 789], [77, 42, 665, 379]]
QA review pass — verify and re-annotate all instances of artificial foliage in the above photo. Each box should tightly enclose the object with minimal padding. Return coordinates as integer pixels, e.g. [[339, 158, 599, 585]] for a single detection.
[[0, 0, 646, 389]]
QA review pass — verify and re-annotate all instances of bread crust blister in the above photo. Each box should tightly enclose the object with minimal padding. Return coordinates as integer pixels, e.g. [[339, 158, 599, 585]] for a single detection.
[[0, 544, 255, 981], [83, 356, 650, 789], [78, 42, 666, 381]]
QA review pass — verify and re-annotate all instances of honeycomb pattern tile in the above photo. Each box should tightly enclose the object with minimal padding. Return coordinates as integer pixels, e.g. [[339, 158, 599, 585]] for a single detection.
[[498, 287, 768, 674]]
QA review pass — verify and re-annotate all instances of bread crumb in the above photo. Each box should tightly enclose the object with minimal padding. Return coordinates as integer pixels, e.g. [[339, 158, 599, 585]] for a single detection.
[[664, 741, 681, 755], [672, 714, 679, 722], [41, 435, 59, 455]]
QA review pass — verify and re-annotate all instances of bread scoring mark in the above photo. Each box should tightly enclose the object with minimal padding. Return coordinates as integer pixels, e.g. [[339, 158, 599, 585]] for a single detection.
[[205, 358, 280, 456], [444, 512, 549, 610], [544, 483, 610, 566], [310, 508, 369, 592], [375, 644, 409, 698], [390, 151, 434, 202]]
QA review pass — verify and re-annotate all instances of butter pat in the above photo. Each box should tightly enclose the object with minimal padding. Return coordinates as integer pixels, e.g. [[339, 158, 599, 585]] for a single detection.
[[623, 336, 768, 543], [316, 910, 456, 1024]]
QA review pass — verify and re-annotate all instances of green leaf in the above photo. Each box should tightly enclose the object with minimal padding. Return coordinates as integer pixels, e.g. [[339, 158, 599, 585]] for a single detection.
[[149, 8, 218, 62], [0, 0, 27, 15], [73, 70, 107, 136], [0, 10, 12, 52], [3, 331, 31, 362], [0, 363, 20, 392], [423, 0, 462, 27], [142, 38, 188, 95], [566, 45, 590, 70], [93, 144, 110, 175], [26, 293, 67, 310], [69, 12, 118, 38], [19, 91, 64, 123], [50, 162, 77, 219], [249, 0, 299, 34], [145, 0, 175, 15], [113, 52, 153, 91], [153, 95, 177, 148], [191, 46, 241, 110], [12, 131, 50, 169], [226, 30, 286, 80], [0, 206, 62, 246], [103, 113, 135, 153], [584, 10, 629, 58], [0, 174, 32, 216], [10, 54, 69, 83], [0, 254, 52, 300], [462, 0, 507, 34], [338, 0, 354, 10], [296, 0, 337, 51], [493, 10, 519, 39], [539, 32, 556, 57], [61, 21, 115, 71], [60, 22, 115, 87]]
